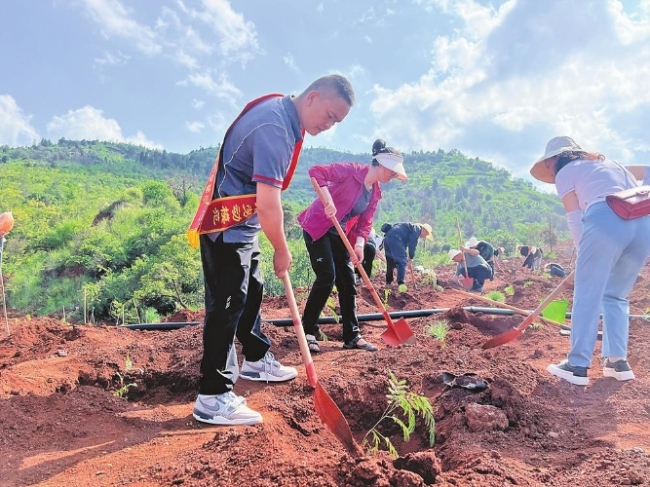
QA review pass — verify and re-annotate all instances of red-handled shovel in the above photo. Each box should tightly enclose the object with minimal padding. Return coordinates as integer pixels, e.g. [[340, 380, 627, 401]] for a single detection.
[[281, 273, 360, 454], [482, 270, 575, 349], [310, 178, 415, 346]]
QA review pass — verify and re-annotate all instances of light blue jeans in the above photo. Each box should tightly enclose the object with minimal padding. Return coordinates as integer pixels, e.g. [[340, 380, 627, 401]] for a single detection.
[[568, 202, 650, 367]]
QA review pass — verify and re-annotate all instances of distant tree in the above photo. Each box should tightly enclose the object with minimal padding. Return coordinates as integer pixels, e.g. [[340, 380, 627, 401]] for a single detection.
[[541, 223, 558, 251], [140, 181, 173, 205], [167, 175, 195, 207]]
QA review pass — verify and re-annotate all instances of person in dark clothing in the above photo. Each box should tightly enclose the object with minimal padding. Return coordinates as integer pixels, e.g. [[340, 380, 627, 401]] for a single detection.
[[546, 263, 566, 277], [521, 245, 537, 269], [448, 247, 492, 292], [523, 252, 534, 269], [383, 222, 433, 290], [352, 227, 385, 283], [298, 139, 407, 353]]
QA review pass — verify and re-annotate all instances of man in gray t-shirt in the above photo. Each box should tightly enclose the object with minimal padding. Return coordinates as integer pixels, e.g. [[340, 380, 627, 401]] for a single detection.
[[192, 75, 355, 427]]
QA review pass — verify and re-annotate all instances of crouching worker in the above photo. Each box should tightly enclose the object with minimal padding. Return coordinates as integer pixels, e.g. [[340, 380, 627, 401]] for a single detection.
[[448, 246, 492, 292], [545, 263, 566, 278]]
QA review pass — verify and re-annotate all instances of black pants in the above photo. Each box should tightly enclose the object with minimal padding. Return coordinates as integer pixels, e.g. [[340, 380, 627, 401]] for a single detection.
[[523, 253, 534, 269], [199, 234, 271, 395], [459, 264, 493, 290], [355, 241, 376, 278], [302, 230, 360, 343], [384, 236, 408, 285]]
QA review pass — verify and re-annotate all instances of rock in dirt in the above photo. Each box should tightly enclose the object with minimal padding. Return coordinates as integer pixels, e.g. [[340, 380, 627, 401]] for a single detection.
[[394, 451, 442, 484], [465, 403, 509, 432]]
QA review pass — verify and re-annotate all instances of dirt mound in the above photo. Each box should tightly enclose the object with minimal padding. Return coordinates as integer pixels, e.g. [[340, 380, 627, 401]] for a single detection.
[[2, 248, 650, 486]]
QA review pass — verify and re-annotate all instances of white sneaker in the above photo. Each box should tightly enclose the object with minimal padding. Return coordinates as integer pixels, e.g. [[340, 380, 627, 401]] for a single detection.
[[547, 360, 589, 386], [603, 359, 635, 381], [192, 392, 262, 425], [240, 352, 298, 382]]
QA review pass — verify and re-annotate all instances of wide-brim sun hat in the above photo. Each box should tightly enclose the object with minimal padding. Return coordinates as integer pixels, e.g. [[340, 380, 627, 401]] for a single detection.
[[465, 236, 478, 248], [448, 249, 461, 260], [530, 136, 582, 183], [419, 223, 433, 240], [375, 152, 408, 181]]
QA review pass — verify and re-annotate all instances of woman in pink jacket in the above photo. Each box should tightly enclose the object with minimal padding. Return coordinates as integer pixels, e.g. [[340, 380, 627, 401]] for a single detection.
[[297, 139, 407, 353]]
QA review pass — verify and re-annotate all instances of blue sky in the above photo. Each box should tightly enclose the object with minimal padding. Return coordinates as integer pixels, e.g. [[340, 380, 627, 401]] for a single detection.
[[1, 0, 649, 183]]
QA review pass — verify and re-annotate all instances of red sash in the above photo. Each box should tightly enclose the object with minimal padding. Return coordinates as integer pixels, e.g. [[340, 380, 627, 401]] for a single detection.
[[186, 94, 304, 247]]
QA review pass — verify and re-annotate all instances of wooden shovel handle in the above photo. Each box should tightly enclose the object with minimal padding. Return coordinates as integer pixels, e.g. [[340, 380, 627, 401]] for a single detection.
[[482, 270, 575, 349], [282, 274, 318, 387], [282, 273, 359, 454], [455, 216, 470, 277], [450, 288, 565, 327]]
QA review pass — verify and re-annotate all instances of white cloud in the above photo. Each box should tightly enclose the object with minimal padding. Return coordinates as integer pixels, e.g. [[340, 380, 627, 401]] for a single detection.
[[413, 0, 452, 14], [283, 53, 300, 73], [346, 65, 368, 80], [156, 8, 214, 70], [206, 112, 227, 136], [192, 99, 205, 110], [178, 72, 242, 105], [173, 49, 199, 69], [186, 121, 205, 133], [93, 50, 131, 67], [370, 0, 650, 178], [0, 95, 40, 147], [126, 131, 163, 148], [80, 0, 161, 55], [46, 106, 161, 149], [157, 6, 182, 30], [188, 0, 261, 66], [608, 0, 650, 44]]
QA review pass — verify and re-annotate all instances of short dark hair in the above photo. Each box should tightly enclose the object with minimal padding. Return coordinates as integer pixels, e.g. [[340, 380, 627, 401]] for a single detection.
[[307, 74, 355, 106]]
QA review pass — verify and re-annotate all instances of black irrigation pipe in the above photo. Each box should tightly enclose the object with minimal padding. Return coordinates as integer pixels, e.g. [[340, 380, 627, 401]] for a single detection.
[[262, 306, 520, 327], [122, 306, 537, 331], [120, 309, 650, 331], [122, 321, 201, 330], [121, 307, 513, 331]]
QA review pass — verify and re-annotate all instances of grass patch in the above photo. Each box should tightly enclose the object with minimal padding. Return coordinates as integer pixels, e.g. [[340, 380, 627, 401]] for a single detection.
[[486, 291, 505, 302], [426, 320, 449, 345]]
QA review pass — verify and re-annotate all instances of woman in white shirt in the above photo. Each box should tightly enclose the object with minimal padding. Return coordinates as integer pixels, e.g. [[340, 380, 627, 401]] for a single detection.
[[530, 136, 650, 386]]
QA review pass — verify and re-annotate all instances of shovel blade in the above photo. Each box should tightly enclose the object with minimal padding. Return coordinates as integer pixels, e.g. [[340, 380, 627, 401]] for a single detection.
[[481, 327, 524, 349], [380, 327, 401, 346], [314, 383, 360, 455], [461, 277, 474, 289], [380, 317, 416, 346], [481, 270, 576, 350]]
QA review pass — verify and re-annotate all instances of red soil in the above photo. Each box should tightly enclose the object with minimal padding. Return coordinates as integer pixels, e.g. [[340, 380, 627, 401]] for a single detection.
[[2, 249, 650, 486]]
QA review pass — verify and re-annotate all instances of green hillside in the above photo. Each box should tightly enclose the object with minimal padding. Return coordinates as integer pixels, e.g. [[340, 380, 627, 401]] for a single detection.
[[0, 139, 565, 322]]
